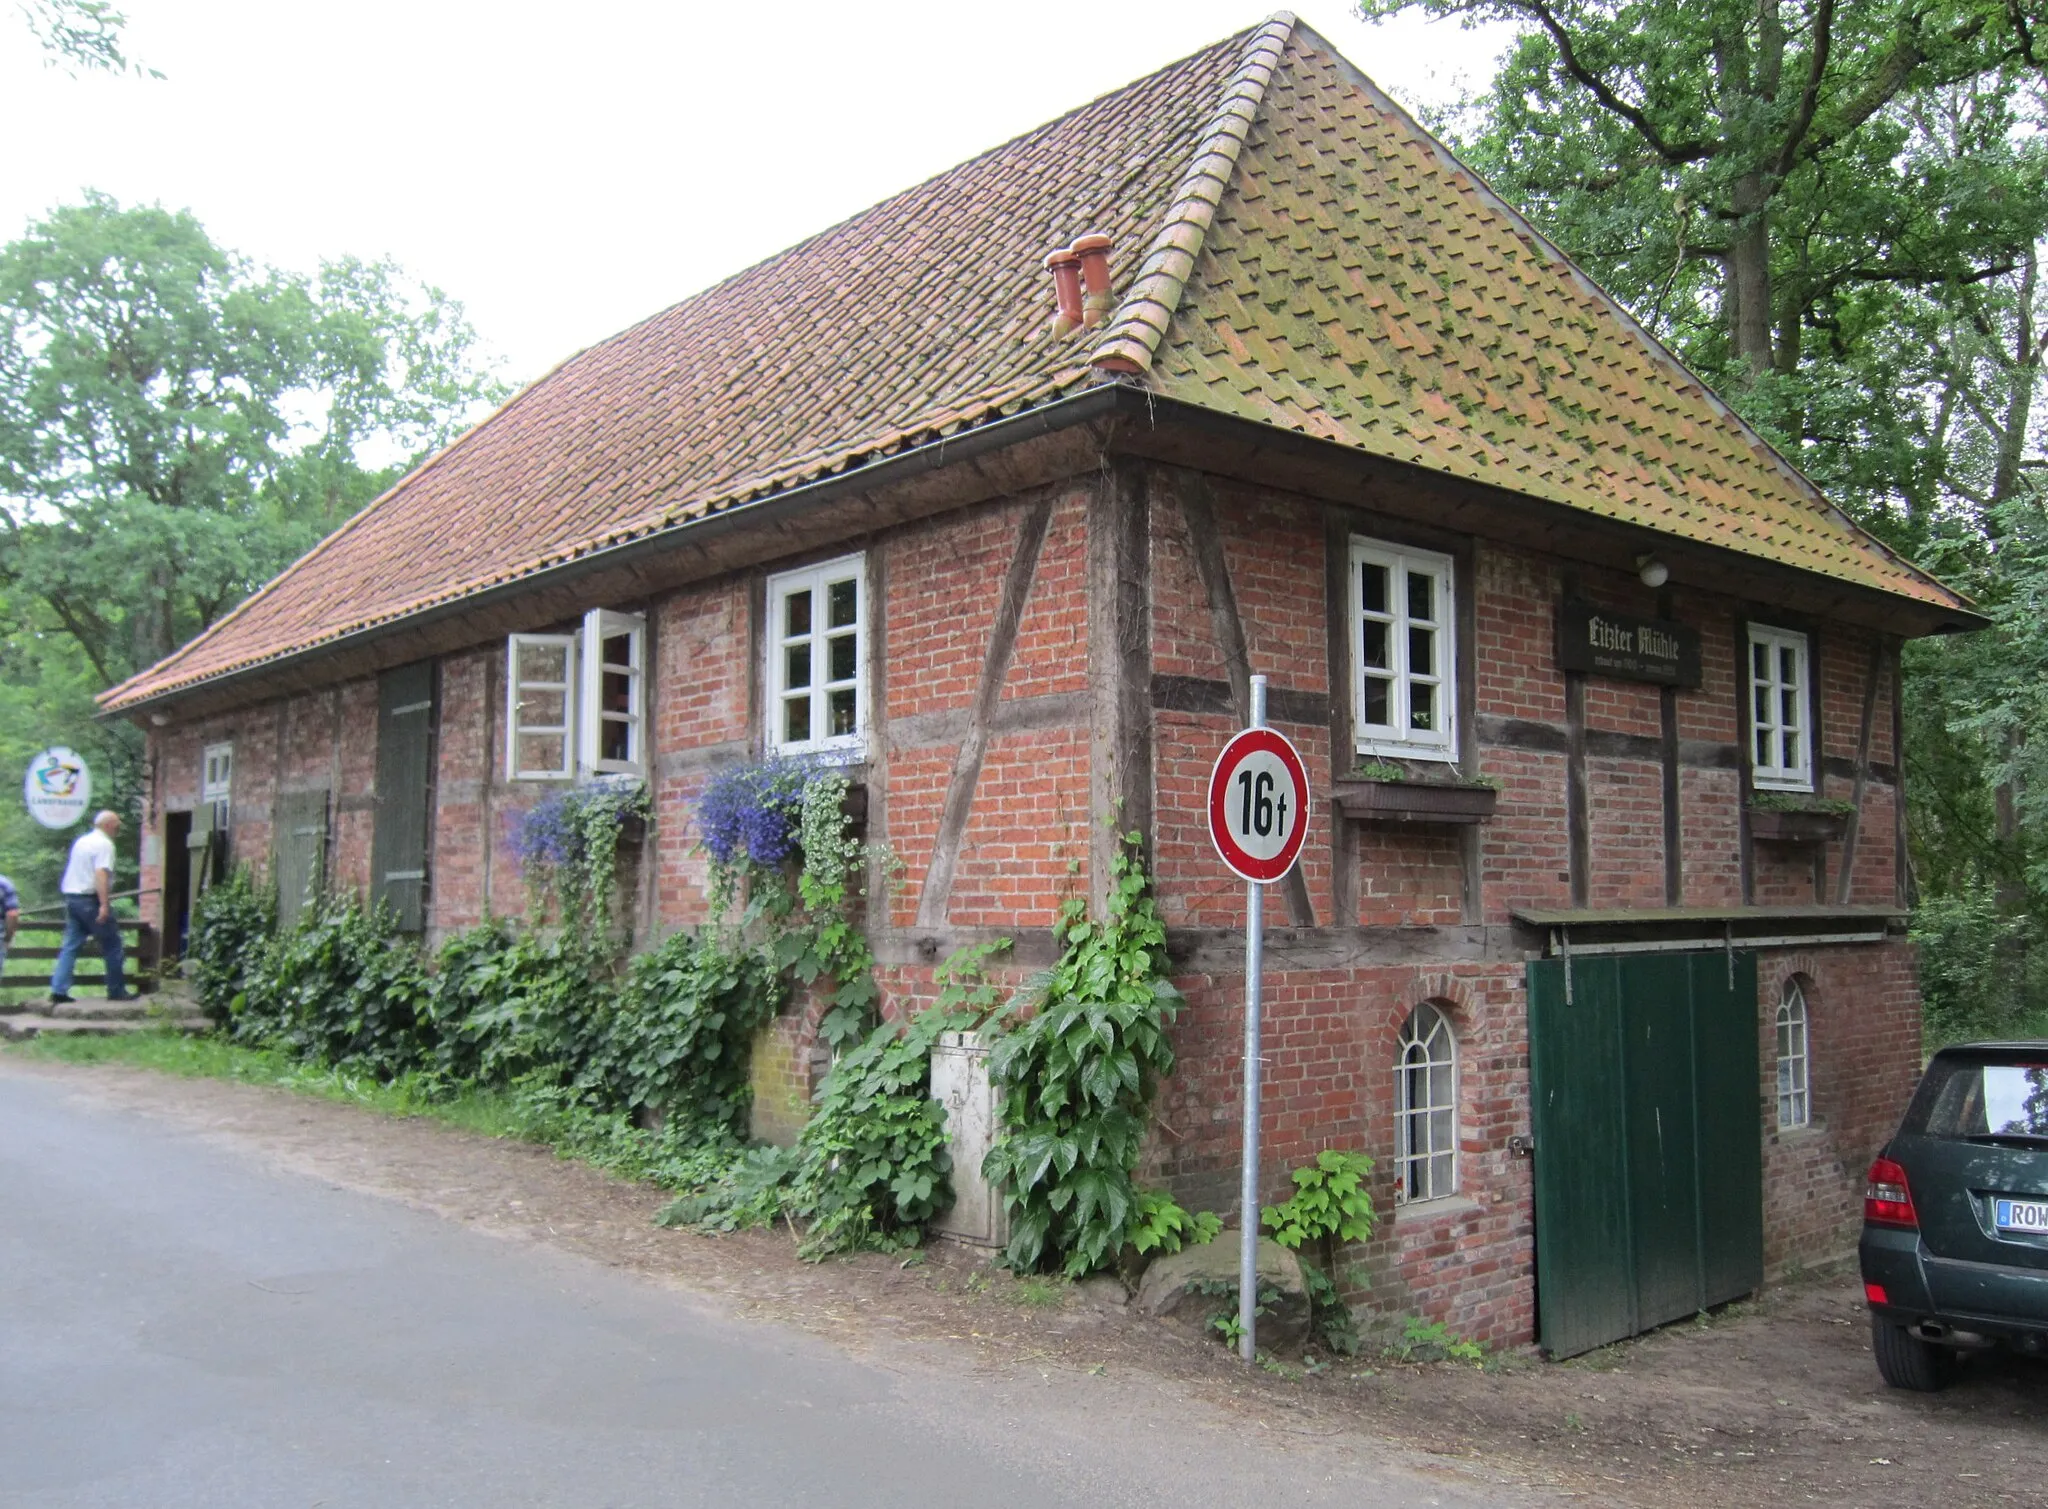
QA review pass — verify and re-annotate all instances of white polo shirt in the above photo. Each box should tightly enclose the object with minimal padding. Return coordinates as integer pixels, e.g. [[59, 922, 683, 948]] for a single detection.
[[60, 827, 116, 896]]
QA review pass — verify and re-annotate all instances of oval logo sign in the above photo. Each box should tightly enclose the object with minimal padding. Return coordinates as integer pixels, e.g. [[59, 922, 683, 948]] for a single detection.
[[24, 746, 92, 830]]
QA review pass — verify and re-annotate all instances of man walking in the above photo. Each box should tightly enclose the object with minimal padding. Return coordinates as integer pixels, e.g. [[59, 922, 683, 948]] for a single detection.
[[50, 810, 129, 1004]]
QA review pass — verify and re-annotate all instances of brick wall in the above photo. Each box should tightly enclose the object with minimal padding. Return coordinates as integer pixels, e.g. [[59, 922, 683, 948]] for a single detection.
[[431, 650, 492, 934], [132, 450, 1932, 1356], [1151, 960, 1536, 1348], [1757, 943, 1923, 1272], [651, 579, 751, 931]]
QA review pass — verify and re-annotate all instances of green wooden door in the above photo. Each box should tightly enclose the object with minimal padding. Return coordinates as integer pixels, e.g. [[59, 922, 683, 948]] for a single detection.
[[1528, 950, 1762, 1357], [372, 662, 436, 933]]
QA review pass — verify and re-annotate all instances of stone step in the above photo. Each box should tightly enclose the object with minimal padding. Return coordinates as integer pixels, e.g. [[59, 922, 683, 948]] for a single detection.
[[0, 1013, 210, 1043], [48, 997, 156, 1021]]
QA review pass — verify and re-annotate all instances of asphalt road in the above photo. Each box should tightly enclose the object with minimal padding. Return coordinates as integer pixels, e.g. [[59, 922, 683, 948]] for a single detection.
[[0, 1066, 1539, 1509]]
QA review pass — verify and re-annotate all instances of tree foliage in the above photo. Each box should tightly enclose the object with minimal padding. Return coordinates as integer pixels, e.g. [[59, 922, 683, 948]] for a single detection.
[[17, 0, 149, 77], [1360, 0, 2048, 1029], [0, 195, 508, 902]]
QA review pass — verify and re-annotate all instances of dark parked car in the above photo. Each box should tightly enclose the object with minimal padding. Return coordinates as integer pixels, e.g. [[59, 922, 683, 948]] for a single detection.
[[1860, 1043, 2048, 1390]]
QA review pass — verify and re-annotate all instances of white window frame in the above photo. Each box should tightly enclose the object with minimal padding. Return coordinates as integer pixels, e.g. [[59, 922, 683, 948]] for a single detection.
[[506, 633, 579, 780], [1777, 979, 1811, 1130], [1395, 1003, 1458, 1203], [1351, 538, 1457, 761], [201, 743, 233, 830], [1748, 623, 1814, 791], [579, 608, 646, 778], [766, 553, 867, 759]]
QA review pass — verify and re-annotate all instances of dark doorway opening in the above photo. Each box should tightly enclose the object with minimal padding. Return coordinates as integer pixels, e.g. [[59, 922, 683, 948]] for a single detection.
[[162, 811, 192, 957]]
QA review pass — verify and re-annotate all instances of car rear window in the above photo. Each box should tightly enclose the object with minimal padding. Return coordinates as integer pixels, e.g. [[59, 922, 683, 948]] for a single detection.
[[1906, 1053, 2048, 1140]]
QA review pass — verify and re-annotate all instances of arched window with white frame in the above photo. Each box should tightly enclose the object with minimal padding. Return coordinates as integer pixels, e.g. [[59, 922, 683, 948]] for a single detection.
[[1776, 979, 1811, 1129], [1395, 1003, 1457, 1203]]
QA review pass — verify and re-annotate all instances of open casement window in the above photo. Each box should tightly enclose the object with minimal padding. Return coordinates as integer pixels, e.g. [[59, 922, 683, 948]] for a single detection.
[[1352, 539, 1456, 760], [579, 609, 646, 777], [507, 634, 578, 780], [1748, 624, 1813, 790], [1395, 1002, 1458, 1203], [767, 554, 866, 757]]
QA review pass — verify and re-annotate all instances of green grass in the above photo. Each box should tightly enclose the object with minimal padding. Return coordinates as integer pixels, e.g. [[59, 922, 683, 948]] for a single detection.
[[1006, 1276, 1068, 1308], [9, 1030, 605, 1147], [6, 1028, 754, 1200]]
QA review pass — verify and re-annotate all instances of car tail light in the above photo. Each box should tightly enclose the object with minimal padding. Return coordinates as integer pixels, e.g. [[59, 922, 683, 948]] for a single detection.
[[1866, 1157, 1918, 1229], [1864, 1282, 1889, 1305]]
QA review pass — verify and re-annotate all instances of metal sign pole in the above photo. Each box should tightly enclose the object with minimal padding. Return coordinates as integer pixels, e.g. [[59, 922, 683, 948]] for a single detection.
[[1238, 674, 1267, 1363]]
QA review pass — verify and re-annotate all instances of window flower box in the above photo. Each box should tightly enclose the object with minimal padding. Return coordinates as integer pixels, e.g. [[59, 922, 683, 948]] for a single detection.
[[1747, 805, 1849, 844], [1332, 776, 1497, 826]]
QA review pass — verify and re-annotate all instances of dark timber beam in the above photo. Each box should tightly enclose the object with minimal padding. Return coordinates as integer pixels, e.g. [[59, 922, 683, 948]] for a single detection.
[[1088, 460, 1153, 916], [1735, 613, 1756, 905], [915, 500, 1053, 928], [1891, 641, 1910, 909], [1563, 572, 1591, 908], [1836, 640, 1888, 906], [1659, 585, 1682, 906], [1324, 507, 1357, 927], [1176, 473, 1317, 928]]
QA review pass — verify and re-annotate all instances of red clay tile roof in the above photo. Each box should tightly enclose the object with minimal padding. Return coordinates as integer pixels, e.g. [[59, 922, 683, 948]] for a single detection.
[[103, 15, 1969, 713]]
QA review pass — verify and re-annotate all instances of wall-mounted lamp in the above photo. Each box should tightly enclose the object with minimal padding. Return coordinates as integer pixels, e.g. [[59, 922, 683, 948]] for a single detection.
[[149, 712, 169, 727], [1635, 555, 1669, 589]]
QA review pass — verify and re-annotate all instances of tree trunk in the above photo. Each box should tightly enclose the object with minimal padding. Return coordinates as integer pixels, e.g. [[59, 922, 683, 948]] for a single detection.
[[1728, 172, 1774, 379], [1991, 247, 2039, 511], [133, 559, 176, 669]]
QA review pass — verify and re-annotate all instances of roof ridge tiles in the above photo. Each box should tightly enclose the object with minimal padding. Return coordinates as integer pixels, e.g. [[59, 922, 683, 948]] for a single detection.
[[1087, 13, 1295, 374]]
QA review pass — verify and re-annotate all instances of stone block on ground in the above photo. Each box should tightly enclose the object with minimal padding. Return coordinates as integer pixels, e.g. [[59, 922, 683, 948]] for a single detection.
[[1133, 1234, 1309, 1347]]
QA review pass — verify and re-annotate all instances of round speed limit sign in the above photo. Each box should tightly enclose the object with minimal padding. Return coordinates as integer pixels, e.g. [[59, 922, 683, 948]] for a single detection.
[[1207, 726, 1311, 883]]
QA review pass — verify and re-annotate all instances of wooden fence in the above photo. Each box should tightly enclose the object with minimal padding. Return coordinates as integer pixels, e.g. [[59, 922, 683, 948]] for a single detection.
[[2, 916, 160, 996]]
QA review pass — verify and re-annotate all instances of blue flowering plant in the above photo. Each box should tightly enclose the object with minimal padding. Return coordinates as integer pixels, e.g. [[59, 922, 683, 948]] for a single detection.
[[509, 777, 650, 945], [694, 757, 880, 1048]]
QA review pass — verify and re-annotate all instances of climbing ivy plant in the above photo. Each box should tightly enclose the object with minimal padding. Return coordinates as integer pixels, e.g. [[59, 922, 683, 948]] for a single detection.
[[983, 836, 1182, 1278], [509, 777, 650, 945], [697, 758, 882, 1050]]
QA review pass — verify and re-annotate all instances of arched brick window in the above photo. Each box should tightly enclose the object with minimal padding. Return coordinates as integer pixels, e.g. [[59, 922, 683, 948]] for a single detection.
[[1776, 978, 1812, 1129], [1395, 1002, 1457, 1202]]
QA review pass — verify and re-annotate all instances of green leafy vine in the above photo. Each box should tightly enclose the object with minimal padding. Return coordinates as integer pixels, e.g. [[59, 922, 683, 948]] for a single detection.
[[983, 835, 1183, 1278]]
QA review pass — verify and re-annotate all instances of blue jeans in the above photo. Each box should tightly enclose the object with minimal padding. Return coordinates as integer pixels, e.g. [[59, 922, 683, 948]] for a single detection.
[[51, 894, 125, 998]]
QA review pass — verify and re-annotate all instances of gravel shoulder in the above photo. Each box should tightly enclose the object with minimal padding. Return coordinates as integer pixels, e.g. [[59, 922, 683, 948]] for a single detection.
[[8, 1050, 2045, 1508]]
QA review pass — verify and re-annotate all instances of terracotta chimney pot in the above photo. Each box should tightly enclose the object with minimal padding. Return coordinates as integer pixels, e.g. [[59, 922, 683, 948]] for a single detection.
[[1073, 233, 1114, 328], [1044, 246, 1084, 338]]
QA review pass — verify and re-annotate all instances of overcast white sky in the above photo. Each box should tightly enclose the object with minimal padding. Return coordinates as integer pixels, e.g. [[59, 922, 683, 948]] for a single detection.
[[2, 2, 1517, 384]]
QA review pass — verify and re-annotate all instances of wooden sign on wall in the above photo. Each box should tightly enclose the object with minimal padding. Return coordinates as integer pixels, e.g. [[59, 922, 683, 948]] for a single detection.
[[1557, 599, 1702, 687]]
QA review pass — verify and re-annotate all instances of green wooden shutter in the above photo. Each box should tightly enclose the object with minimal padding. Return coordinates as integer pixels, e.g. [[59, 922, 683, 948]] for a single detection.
[[273, 789, 329, 931], [187, 802, 218, 894], [372, 661, 436, 933]]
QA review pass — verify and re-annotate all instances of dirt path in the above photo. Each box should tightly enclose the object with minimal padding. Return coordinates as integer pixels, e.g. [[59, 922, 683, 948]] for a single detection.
[[10, 1052, 2045, 1508]]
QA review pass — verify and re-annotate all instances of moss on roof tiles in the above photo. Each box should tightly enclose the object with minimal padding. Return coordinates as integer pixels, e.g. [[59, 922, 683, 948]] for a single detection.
[[107, 13, 1968, 713]]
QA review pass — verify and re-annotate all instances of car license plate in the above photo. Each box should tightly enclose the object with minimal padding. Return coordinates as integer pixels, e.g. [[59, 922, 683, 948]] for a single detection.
[[1993, 1198, 2048, 1234]]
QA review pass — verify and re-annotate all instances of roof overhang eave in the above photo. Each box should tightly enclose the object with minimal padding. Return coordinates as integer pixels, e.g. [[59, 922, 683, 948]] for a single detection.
[[101, 383, 1130, 723], [108, 380, 1984, 724], [1111, 392, 1987, 638]]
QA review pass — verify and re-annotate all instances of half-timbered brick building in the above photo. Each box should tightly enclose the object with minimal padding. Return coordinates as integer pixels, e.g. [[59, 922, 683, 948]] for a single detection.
[[104, 15, 1980, 1353]]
